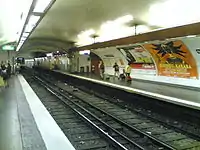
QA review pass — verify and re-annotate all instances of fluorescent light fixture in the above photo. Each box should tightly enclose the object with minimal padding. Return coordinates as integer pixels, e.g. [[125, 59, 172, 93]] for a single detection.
[[16, 40, 25, 51], [22, 32, 29, 37], [25, 15, 40, 32], [19, 41, 24, 45], [25, 25, 34, 32], [16, 0, 55, 52], [16, 44, 22, 51], [17, 15, 40, 51], [21, 37, 26, 41], [33, 0, 52, 13], [20, 39, 25, 43], [28, 15, 40, 25]]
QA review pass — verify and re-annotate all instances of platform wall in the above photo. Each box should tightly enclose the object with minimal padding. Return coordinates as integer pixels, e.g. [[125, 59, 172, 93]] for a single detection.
[[0, 51, 16, 62], [93, 47, 157, 76], [78, 54, 91, 72], [91, 37, 200, 88], [182, 37, 200, 76]]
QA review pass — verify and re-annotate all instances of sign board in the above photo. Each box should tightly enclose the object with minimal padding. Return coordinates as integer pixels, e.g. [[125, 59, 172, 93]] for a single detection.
[[2, 45, 15, 51]]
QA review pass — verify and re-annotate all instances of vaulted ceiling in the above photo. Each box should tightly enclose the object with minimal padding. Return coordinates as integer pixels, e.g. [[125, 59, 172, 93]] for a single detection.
[[1, 0, 200, 54], [28, 0, 200, 47]]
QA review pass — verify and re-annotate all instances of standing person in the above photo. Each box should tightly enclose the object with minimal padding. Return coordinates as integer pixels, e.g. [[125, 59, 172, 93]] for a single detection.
[[7, 63, 11, 78], [1, 61, 5, 70], [98, 61, 105, 79], [0, 67, 4, 88], [113, 62, 120, 79], [1, 63, 8, 87], [125, 62, 132, 82]]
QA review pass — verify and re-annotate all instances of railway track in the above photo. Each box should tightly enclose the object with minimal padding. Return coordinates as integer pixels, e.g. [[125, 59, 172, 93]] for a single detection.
[[42, 70, 200, 141], [35, 76, 170, 150], [25, 74, 125, 150], [26, 71, 200, 150], [71, 81, 200, 142]]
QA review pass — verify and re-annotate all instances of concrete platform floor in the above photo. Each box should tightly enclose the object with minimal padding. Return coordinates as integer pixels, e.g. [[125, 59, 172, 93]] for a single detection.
[[0, 76, 46, 150]]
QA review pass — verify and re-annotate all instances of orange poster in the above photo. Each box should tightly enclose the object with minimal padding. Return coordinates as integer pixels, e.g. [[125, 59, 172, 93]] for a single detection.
[[143, 40, 198, 79]]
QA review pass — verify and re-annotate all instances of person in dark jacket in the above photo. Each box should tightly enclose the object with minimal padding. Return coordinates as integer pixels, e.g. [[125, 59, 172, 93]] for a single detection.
[[113, 62, 120, 79], [1, 63, 8, 87], [7, 63, 11, 78]]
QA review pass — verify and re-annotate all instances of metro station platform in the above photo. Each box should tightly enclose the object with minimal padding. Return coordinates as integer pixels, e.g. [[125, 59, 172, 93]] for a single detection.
[[54, 70, 200, 110], [0, 75, 75, 150]]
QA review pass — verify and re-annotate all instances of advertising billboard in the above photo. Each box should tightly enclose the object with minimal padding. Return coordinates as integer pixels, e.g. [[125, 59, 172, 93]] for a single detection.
[[117, 45, 156, 70], [143, 40, 198, 79]]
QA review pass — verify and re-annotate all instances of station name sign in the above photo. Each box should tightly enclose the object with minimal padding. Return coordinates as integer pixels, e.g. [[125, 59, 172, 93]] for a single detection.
[[2, 45, 15, 51]]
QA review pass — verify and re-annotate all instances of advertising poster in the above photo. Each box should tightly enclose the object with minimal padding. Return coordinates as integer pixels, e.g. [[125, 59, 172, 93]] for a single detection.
[[102, 54, 114, 67], [117, 45, 156, 70], [102, 57, 124, 67], [143, 40, 198, 79]]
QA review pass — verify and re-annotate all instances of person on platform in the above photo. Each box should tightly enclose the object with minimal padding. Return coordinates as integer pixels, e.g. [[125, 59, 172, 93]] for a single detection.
[[98, 61, 105, 79], [125, 62, 132, 82], [1, 61, 5, 70], [1, 63, 8, 87], [7, 63, 11, 78], [113, 62, 120, 79]]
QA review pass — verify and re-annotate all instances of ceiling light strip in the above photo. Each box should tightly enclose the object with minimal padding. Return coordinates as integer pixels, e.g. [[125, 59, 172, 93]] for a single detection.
[[33, 0, 54, 13], [16, 0, 56, 51], [16, 0, 37, 51]]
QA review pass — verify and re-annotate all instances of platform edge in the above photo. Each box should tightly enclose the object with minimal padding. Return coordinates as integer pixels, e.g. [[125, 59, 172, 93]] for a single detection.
[[18, 75, 76, 150]]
